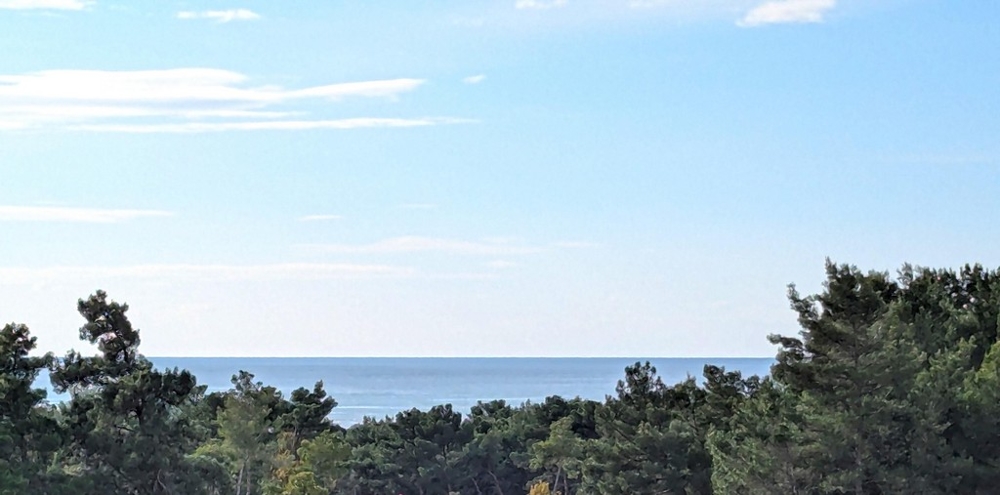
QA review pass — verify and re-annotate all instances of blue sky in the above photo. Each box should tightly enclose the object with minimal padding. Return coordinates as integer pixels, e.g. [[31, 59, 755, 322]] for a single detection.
[[0, 0, 997, 357]]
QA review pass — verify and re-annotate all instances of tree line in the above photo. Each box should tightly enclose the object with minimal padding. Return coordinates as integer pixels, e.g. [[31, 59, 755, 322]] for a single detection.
[[3, 260, 1000, 494]]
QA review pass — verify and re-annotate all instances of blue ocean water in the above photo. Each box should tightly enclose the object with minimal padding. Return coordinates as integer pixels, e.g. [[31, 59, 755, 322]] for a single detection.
[[42, 357, 773, 426]]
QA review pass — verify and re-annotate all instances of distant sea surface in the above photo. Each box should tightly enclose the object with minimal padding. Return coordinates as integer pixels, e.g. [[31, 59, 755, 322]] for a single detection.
[[43, 357, 774, 426]]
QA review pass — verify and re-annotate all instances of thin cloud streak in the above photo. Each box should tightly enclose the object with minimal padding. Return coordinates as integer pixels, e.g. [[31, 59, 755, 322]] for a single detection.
[[399, 203, 438, 210], [0, 69, 423, 104], [551, 241, 600, 249], [0, 105, 298, 120], [297, 236, 544, 256], [487, 260, 519, 269], [627, 0, 669, 8], [738, 0, 835, 27], [0, 0, 88, 9], [0, 69, 431, 131], [0, 205, 172, 223], [298, 214, 343, 222], [462, 74, 486, 84], [0, 263, 412, 284], [69, 117, 471, 133], [515, 0, 567, 10], [177, 9, 261, 23]]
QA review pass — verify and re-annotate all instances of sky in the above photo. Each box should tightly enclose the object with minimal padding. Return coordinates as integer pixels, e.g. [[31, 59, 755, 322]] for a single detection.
[[0, 0, 998, 358]]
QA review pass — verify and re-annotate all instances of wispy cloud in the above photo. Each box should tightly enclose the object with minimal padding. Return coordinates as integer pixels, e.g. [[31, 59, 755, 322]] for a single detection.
[[298, 214, 343, 222], [297, 236, 543, 256], [0, 69, 454, 132], [0, 0, 88, 10], [515, 0, 567, 10], [626, 0, 671, 8], [0, 205, 172, 223], [69, 117, 470, 134], [0, 263, 410, 284], [462, 74, 486, 84], [738, 0, 835, 27], [551, 240, 600, 249], [0, 69, 423, 104], [399, 203, 438, 210], [487, 260, 519, 269], [176, 9, 260, 23]]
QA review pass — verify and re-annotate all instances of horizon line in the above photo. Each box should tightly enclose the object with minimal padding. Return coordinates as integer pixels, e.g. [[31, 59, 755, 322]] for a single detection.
[[142, 355, 776, 359]]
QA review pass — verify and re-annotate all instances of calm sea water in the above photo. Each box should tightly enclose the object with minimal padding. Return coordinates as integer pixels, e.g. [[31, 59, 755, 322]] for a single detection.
[[41, 357, 773, 426]]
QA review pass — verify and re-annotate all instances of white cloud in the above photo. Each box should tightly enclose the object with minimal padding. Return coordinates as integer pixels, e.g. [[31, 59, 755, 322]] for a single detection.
[[738, 0, 835, 27], [515, 0, 566, 10], [0, 0, 88, 10], [0, 263, 410, 284], [0, 69, 422, 105], [0, 205, 172, 223], [69, 117, 470, 133], [0, 69, 440, 132], [177, 9, 260, 23], [297, 237, 596, 257], [298, 214, 343, 222], [399, 203, 438, 210], [487, 260, 519, 269], [551, 240, 600, 248], [462, 74, 486, 84], [297, 236, 543, 256], [627, 0, 669, 8]]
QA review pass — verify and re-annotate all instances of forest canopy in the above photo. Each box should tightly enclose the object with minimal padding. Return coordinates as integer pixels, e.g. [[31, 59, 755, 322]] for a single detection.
[[3, 260, 1000, 494]]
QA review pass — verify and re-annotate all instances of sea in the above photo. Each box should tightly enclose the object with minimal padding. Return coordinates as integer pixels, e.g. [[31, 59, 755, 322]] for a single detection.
[[40, 357, 774, 426]]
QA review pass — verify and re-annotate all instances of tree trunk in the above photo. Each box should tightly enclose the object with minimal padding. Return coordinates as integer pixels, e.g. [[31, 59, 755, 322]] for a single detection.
[[487, 469, 505, 495], [854, 444, 864, 495], [235, 463, 244, 495]]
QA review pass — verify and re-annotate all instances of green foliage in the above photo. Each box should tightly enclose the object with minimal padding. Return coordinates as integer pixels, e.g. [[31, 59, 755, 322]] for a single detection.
[[214, 371, 283, 495], [571, 363, 712, 494], [0, 322, 68, 494], [48, 291, 211, 495], [0, 459, 28, 495], [282, 381, 339, 450], [529, 416, 583, 493], [451, 399, 543, 494], [711, 260, 1000, 494], [707, 379, 816, 494], [10, 263, 1000, 495], [267, 430, 350, 495], [186, 444, 235, 493]]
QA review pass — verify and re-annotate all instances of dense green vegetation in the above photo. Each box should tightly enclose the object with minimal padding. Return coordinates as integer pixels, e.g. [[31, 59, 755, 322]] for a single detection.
[[4, 260, 1000, 494]]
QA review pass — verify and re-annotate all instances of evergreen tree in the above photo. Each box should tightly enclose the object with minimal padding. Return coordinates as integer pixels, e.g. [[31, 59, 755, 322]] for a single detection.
[[578, 362, 711, 495], [0, 322, 62, 493], [49, 291, 208, 495]]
